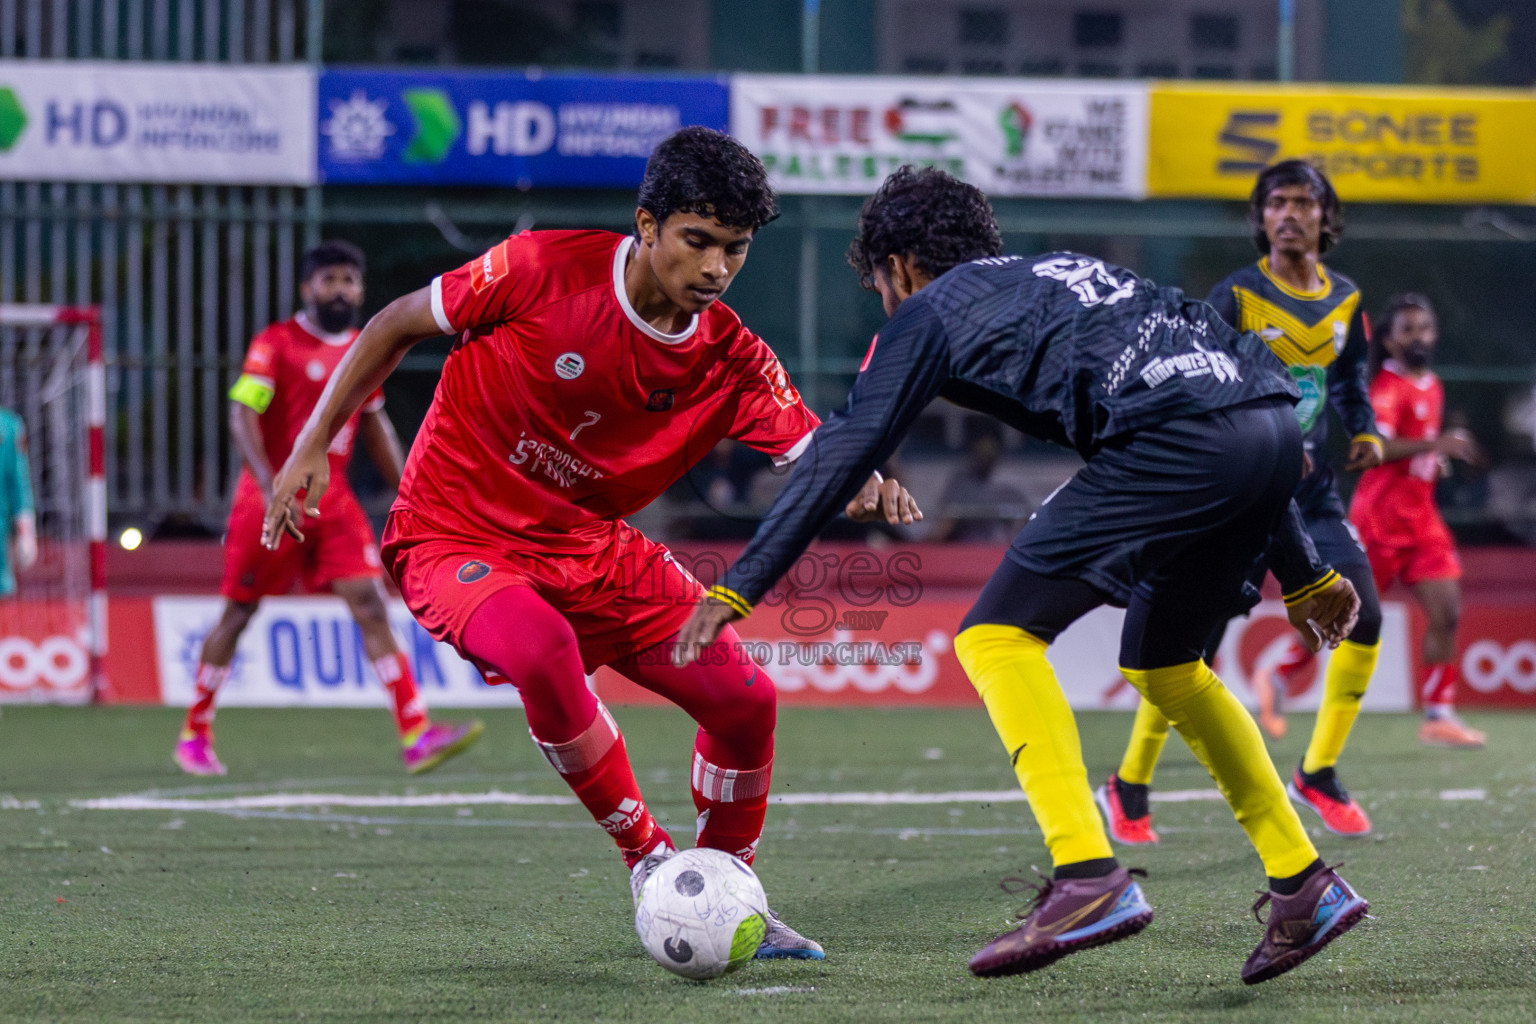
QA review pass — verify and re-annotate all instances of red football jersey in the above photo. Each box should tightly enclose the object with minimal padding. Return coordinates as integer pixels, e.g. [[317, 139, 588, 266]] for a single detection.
[[402, 230, 819, 550], [1351, 359, 1443, 529], [234, 313, 384, 479]]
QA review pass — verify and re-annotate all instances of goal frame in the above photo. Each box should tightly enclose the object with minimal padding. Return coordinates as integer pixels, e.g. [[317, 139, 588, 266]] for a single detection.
[[0, 303, 107, 701]]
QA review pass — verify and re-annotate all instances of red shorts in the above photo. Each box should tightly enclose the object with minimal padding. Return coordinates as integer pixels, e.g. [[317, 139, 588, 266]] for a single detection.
[[221, 473, 382, 603], [380, 508, 702, 674], [1357, 508, 1461, 591]]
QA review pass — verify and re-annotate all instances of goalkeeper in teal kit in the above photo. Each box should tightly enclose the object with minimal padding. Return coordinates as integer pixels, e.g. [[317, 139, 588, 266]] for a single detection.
[[0, 406, 38, 597]]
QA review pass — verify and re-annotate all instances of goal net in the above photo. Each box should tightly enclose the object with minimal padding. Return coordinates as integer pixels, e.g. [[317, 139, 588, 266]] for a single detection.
[[0, 304, 105, 704]]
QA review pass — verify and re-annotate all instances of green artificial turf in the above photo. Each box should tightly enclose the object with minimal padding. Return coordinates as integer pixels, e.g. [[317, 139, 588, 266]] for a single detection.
[[2, 705, 1532, 1022]]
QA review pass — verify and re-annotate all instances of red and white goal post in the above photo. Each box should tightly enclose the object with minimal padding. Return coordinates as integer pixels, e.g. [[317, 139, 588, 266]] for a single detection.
[[0, 303, 107, 704]]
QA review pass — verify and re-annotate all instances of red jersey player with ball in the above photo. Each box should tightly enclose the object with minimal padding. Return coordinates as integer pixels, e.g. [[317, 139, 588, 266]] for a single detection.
[[263, 128, 914, 959], [1350, 294, 1487, 748], [177, 241, 483, 776]]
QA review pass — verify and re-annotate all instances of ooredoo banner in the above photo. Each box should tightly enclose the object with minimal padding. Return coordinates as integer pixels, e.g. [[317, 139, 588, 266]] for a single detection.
[[1455, 607, 1536, 709], [318, 69, 728, 186], [730, 74, 1147, 198], [596, 599, 1415, 711], [0, 599, 93, 704], [0, 61, 316, 185], [1147, 82, 1536, 203]]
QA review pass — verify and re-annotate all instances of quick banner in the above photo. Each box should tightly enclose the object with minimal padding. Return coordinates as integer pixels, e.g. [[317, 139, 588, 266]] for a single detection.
[[0, 61, 316, 185], [1148, 82, 1536, 203], [151, 595, 523, 709], [318, 69, 728, 186], [730, 74, 1147, 198]]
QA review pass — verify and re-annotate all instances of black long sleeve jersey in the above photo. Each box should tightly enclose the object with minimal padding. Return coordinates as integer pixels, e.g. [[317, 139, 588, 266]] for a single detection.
[[715, 252, 1311, 609]]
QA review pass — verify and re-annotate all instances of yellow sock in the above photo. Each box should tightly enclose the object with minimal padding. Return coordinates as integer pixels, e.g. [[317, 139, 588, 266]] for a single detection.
[[955, 624, 1112, 868], [1121, 660, 1317, 879], [1117, 697, 1171, 786], [1302, 639, 1378, 775]]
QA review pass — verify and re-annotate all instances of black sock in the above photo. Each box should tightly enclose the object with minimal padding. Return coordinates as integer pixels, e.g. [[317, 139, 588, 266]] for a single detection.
[[1114, 776, 1151, 819], [1054, 857, 1119, 881], [1268, 858, 1324, 896]]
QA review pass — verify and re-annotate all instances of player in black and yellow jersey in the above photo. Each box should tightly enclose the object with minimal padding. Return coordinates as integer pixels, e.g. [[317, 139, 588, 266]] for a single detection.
[[674, 167, 1369, 983], [1100, 160, 1386, 844]]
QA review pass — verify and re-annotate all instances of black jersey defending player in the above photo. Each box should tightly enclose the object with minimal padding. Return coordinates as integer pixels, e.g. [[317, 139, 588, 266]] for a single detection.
[[677, 166, 1368, 985]]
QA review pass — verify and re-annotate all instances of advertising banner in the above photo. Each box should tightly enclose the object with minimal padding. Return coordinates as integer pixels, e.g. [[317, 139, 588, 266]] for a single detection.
[[1148, 82, 1536, 203], [318, 69, 728, 186], [1454, 606, 1536, 709], [0, 599, 93, 704], [0, 61, 316, 185], [150, 595, 523, 709], [730, 74, 1146, 198], [595, 599, 1415, 712]]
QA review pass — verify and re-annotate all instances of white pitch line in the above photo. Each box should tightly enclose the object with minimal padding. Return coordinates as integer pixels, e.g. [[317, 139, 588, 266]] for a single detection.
[[71, 791, 580, 811], [39, 784, 1494, 817], [64, 787, 1229, 813]]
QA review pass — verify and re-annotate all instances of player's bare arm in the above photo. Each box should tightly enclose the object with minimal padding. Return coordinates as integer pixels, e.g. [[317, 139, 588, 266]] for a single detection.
[[1379, 429, 1485, 468], [358, 408, 407, 490], [262, 288, 441, 549], [229, 400, 275, 497]]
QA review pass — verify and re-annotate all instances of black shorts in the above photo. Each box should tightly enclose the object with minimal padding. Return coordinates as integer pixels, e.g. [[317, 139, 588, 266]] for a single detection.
[[963, 396, 1304, 669]]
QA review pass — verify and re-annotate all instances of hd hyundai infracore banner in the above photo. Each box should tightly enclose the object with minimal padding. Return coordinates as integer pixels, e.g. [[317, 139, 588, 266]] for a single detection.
[[0, 61, 316, 184], [316, 69, 729, 186]]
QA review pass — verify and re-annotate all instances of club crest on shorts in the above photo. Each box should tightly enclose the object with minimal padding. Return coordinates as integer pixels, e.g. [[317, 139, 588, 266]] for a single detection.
[[456, 560, 491, 583], [554, 352, 585, 380]]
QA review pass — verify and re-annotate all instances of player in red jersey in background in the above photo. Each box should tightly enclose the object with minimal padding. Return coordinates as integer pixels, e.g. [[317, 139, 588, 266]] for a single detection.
[[175, 241, 483, 777], [262, 128, 914, 958], [1350, 293, 1487, 748]]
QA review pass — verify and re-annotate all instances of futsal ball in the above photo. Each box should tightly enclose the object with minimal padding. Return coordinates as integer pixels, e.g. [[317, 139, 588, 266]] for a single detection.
[[634, 848, 769, 980]]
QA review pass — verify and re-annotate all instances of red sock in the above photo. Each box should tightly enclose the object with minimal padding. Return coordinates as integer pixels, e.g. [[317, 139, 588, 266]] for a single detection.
[[1421, 661, 1459, 712], [533, 701, 672, 866], [183, 663, 231, 738], [691, 744, 772, 864], [374, 653, 429, 740], [1274, 638, 1315, 680]]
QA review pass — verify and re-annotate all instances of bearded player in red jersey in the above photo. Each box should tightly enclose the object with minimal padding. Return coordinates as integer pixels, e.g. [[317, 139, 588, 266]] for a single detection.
[[261, 128, 913, 959], [1351, 293, 1487, 748], [175, 241, 484, 777]]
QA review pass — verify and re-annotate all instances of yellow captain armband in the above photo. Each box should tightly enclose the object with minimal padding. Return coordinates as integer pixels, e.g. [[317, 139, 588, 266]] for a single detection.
[[1283, 569, 1340, 608], [229, 374, 275, 414], [1352, 433, 1384, 457], [706, 585, 754, 617]]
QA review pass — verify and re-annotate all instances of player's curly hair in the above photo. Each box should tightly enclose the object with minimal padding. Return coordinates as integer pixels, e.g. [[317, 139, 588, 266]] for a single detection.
[[847, 166, 1003, 290], [637, 126, 779, 233], [301, 239, 365, 281], [1368, 291, 1437, 380], [1249, 159, 1343, 255]]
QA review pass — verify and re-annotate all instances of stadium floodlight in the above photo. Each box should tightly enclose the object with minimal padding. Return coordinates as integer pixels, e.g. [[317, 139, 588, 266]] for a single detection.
[[0, 303, 107, 703]]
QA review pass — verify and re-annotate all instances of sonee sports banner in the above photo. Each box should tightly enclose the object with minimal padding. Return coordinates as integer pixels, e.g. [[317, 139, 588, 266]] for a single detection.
[[1147, 82, 1536, 204]]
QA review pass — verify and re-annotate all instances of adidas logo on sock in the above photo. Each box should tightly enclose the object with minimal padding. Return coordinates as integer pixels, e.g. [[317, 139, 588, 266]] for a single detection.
[[600, 797, 646, 835]]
